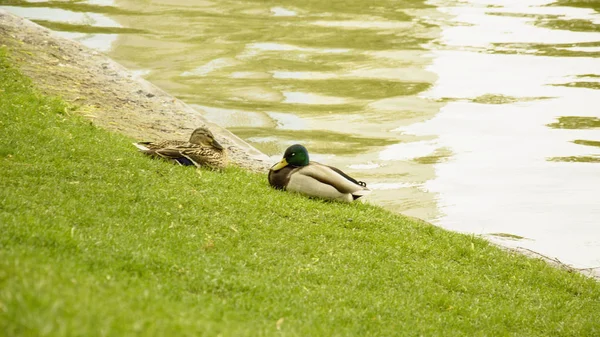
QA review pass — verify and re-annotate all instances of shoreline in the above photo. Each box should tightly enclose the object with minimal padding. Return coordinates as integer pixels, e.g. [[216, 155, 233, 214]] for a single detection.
[[0, 9, 271, 173], [1, 9, 598, 281]]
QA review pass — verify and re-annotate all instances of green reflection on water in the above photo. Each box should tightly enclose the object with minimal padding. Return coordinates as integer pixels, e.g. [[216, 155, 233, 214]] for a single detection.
[[487, 233, 527, 240], [548, 156, 600, 163], [551, 81, 600, 89], [546, 116, 600, 129], [550, 0, 600, 11], [32, 20, 147, 34], [226, 26, 431, 51], [285, 80, 430, 99], [537, 19, 600, 33], [179, 78, 429, 101], [0, 0, 139, 15], [413, 148, 452, 165], [229, 127, 397, 155], [242, 0, 432, 19], [574, 139, 600, 147], [100, 0, 437, 124], [149, 16, 429, 50], [472, 94, 554, 104]]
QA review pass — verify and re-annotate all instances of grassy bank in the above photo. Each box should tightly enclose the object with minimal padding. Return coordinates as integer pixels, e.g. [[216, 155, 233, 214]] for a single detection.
[[1, 47, 599, 336]]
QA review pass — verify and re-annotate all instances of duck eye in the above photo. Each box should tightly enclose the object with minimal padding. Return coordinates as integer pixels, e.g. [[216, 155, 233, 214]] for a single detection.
[[291, 153, 295, 156]]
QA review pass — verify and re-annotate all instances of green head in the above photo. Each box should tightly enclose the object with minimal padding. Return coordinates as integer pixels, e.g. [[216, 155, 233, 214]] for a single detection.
[[189, 127, 224, 150], [271, 144, 309, 171]]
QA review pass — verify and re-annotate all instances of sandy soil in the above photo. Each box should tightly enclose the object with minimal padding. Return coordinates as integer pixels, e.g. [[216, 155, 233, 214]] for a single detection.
[[0, 9, 272, 172]]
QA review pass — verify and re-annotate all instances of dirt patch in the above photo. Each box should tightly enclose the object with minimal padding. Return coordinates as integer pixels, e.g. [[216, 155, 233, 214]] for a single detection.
[[0, 9, 271, 172]]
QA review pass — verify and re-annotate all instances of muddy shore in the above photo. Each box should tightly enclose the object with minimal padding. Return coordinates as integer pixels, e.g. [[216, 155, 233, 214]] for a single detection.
[[0, 9, 271, 172]]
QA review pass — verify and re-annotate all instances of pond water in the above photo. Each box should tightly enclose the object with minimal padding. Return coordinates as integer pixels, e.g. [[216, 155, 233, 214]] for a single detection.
[[2, 0, 599, 270]]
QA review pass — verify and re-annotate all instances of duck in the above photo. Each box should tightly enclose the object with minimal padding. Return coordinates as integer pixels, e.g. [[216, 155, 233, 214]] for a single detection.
[[133, 127, 227, 170], [268, 144, 371, 202]]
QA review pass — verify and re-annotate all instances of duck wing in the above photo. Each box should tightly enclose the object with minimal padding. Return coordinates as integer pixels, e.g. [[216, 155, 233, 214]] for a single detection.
[[323, 164, 368, 187], [179, 147, 224, 169], [133, 140, 187, 151], [141, 145, 197, 166], [298, 162, 369, 194]]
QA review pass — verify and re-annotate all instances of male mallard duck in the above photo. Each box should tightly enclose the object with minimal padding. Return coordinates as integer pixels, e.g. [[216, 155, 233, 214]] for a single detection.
[[268, 144, 370, 202], [133, 127, 227, 170]]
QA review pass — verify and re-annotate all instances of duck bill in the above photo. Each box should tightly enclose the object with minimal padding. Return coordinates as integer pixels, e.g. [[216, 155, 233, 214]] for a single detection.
[[212, 139, 224, 150], [271, 158, 288, 171]]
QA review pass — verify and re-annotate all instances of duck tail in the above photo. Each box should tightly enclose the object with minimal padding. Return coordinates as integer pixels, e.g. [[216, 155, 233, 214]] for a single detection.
[[351, 189, 372, 200], [132, 142, 150, 151]]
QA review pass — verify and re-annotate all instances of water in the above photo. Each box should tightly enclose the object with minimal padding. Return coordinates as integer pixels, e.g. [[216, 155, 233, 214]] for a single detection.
[[2, 0, 599, 269]]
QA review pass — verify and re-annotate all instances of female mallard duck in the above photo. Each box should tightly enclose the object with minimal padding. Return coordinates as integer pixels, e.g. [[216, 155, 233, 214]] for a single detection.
[[133, 127, 227, 170], [268, 144, 370, 202]]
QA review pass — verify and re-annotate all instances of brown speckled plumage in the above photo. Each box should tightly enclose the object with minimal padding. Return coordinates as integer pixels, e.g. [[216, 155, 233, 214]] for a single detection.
[[134, 127, 228, 170]]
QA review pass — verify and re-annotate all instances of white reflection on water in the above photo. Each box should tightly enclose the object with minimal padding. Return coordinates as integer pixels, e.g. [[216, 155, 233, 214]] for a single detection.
[[405, 0, 600, 268], [282, 92, 352, 105], [181, 58, 240, 77], [440, 10, 599, 47], [84, 0, 116, 6], [55, 32, 118, 53], [369, 182, 414, 190], [2, 5, 119, 52], [424, 51, 600, 98], [267, 112, 308, 130], [270, 7, 297, 17], [380, 140, 439, 161], [349, 162, 381, 170], [2, 6, 121, 27], [192, 105, 275, 128]]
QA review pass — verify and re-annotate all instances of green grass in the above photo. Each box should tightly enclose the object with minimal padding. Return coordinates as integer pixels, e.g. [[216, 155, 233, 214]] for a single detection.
[[1, 47, 600, 337]]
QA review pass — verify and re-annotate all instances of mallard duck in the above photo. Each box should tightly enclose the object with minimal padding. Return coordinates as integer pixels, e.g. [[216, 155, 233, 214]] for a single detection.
[[268, 144, 370, 202], [133, 127, 227, 170]]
